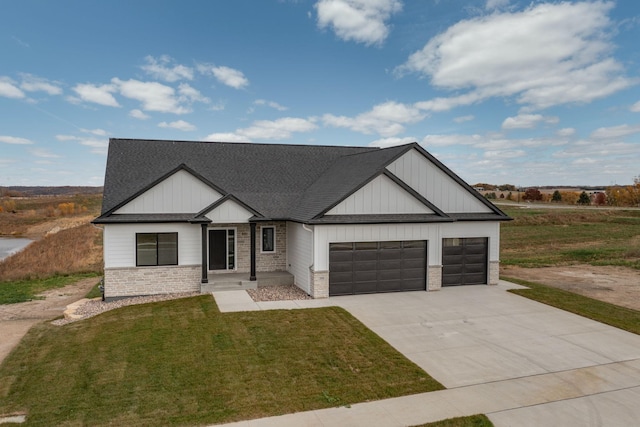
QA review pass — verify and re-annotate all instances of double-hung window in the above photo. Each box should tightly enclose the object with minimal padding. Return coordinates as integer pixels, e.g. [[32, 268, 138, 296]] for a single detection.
[[136, 233, 178, 266], [261, 226, 275, 253]]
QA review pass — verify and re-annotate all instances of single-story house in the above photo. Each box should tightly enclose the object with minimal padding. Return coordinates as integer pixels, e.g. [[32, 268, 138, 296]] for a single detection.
[[93, 138, 510, 300]]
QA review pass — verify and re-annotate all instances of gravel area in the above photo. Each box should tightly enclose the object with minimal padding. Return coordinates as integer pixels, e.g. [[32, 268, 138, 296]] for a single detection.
[[247, 285, 312, 302], [51, 292, 200, 326]]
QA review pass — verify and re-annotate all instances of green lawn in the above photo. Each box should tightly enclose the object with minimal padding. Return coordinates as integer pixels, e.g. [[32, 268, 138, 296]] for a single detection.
[[504, 276, 640, 335], [0, 273, 100, 304], [414, 414, 494, 427], [500, 207, 640, 269], [0, 295, 443, 426]]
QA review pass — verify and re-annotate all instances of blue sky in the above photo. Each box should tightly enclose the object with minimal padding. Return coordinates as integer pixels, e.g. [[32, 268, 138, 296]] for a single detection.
[[1, 0, 639, 187]]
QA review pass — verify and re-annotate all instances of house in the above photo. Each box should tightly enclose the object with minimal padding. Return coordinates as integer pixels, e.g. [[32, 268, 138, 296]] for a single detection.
[[93, 138, 511, 300]]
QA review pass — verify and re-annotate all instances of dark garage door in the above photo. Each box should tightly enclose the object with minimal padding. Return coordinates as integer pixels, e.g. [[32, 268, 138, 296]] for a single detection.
[[442, 237, 488, 286], [329, 241, 426, 296]]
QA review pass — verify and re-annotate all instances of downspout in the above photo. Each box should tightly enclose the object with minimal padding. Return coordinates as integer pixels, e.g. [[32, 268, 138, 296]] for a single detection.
[[302, 223, 314, 278]]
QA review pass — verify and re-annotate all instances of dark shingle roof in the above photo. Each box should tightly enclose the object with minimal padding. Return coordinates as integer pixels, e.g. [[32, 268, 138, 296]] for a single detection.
[[96, 138, 510, 224]]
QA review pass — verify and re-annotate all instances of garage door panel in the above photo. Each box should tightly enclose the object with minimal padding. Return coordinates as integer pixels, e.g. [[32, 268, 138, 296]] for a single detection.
[[403, 258, 425, 269], [442, 237, 487, 287], [354, 270, 377, 282], [329, 240, 426, 296]]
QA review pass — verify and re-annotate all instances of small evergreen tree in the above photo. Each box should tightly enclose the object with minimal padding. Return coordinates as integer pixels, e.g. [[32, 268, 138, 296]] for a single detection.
[[551, 190, 562, 202], [577, 191, 591, 205]]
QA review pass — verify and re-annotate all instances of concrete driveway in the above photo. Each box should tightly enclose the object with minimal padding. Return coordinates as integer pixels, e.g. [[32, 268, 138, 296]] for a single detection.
[[213, 281, 640, 426]]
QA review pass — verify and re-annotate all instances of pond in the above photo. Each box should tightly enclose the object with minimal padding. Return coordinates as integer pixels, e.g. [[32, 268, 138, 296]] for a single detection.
[[0, 237, 33, 261]]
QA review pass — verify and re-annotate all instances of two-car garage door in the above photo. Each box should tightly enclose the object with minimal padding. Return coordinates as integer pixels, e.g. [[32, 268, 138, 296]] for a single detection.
[[329, 241, 427, 296], [328, 237, 488, 295]]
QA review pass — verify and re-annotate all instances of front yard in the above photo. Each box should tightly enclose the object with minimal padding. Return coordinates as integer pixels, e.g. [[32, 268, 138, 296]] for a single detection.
[[0, 295, 443, 426]]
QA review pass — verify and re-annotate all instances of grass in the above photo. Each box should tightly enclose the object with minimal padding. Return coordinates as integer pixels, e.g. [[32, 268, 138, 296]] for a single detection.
[[504, 276, 640, 335], [84, 280, 103, 299], [0, 223, 102, 282], [0, 295, 444, 426], [0, 273, 100, 305], [500, 207, 640, 269], [413, 414, 494, 427]]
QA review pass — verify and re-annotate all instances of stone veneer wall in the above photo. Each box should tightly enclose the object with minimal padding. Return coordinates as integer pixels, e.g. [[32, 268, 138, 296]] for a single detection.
[[489, 260, 499, 285], [309, 268, 329, 298], [215, 222, 287, 273], [427, 265, 442, 291], [104, 265, 200, 299]]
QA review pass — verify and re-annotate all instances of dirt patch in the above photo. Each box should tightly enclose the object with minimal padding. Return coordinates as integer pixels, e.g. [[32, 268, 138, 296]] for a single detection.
[[24, 215, 95, 239], [501, 264, 640, 311], [0, 278, 97, 364]]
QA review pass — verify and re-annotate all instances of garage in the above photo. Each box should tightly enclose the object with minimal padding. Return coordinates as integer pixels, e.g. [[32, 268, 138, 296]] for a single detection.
[[442, 237, 488, 286], [329, 241, 427, 296]]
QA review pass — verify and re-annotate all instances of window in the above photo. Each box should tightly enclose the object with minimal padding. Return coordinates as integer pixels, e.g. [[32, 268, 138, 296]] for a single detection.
[[261, 226, 275, 253], [136, 233, 178, 266]]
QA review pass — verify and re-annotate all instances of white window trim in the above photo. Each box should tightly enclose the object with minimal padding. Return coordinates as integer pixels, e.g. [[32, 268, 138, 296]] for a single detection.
[[260, 225, 276, 253]]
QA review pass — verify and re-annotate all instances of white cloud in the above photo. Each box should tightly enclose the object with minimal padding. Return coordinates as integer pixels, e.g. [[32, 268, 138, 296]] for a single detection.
[[80, 128, 107, 136], [29, 148, 61, 158], [483, 149, 525, 159], [206, 117, 318, 141], [369, 136, 416, 148], [204, 132, 248, 143], [323, 101, 425, 137], [556, 128, 576, 137], [0, 135, 33, 145], [72, 83, 120, 107], [631, 101, 640, 112], [178, 83, 209, 103], [0, 76, 25, 99], [501, 114, 558, 130], [315, 0, 402, 46], [399, 2, 632, 111], [486, 0, 509, 10], [210, 66, 249, 89], [590, 124, 640, 140], [254, 99, 288, 111], [453, 115, 475, 123], [141, 55, 193, 82], [19, 74, 62, 95], [112, 78, 190, 114], [54, 134, 108, 154], [158, 120, 196, 132], [129, 109, 150, 120]]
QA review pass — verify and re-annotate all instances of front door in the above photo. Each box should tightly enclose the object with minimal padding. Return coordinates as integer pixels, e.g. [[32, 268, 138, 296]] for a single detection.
[[209, 229, 235, 270]]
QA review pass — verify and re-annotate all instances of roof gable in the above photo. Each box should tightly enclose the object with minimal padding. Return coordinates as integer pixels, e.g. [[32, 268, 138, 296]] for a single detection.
[[114, 168, 222, 215], [386, 147, 505, 215], [326, 174, 434, 215]]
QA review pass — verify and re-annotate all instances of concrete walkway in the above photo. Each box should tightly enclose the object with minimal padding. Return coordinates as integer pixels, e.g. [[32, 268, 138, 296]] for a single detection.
[[210, 281, 640, 426]]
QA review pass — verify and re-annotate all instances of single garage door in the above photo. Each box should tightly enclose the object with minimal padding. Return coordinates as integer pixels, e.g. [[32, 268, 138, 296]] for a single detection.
[[442, 237, 488, 286], [329, 241, 426, 296]]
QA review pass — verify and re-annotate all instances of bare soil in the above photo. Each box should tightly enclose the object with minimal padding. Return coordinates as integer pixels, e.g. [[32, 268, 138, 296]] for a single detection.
[[0, 278, 96, 364], [501, 264, 640, 311]]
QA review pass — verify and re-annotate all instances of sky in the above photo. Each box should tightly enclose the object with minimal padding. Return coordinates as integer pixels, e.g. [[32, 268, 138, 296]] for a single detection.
[[1, 0, 639, 188]]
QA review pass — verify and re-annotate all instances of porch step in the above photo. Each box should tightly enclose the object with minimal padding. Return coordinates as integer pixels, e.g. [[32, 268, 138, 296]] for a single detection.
[[201, 280, 257, 293], [257, 273, 294, 287]]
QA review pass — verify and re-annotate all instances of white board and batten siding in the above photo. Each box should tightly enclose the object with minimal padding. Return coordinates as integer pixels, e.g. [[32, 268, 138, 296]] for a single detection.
[[205, 199, 254, 223], [387, 149, 491, 214], [286, 222, 314, 292], [313, 221, 500, 271], [326, 174, 433, 215], [115, 170, 221, 214], [104, 223, 200, 268]]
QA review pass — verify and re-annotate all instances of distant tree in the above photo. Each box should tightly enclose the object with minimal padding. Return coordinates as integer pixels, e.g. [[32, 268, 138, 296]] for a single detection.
[[594, 192, 606, 206], [523, 188, 542, 201], [485, 192, 497, 199], [499, 193, 505, 199], [506, 192, 513, 201], [498, 184, 517, 192], [551, 190, 562, 202], [577, 191, 591, 205]]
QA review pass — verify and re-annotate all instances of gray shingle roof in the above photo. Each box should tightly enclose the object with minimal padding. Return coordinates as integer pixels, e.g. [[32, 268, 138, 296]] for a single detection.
[[95, 138, 510, 224]]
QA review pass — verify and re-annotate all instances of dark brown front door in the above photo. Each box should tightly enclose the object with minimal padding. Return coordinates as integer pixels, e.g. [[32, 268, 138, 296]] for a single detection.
[[209, 230, 227, 270]]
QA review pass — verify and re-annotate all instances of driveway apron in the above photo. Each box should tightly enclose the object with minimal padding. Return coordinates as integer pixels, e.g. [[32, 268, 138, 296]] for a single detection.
[[212, 281, 640, 426]]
